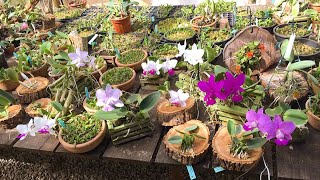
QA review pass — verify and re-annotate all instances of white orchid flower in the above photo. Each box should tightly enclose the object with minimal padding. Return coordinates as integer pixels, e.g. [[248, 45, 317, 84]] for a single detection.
[[162, 58, 177, 76], [141, 60, 162, 76], [176, 40, 187, 57], [184, 44, 204, 65], [16, 119, 33, 140], [33, 116, 56, 135], [169, 90, 190, 107]]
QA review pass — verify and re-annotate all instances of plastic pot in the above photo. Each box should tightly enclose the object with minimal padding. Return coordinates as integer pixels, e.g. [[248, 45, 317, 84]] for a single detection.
[[273, 23, 312, 42], [294, 38, 320, 60]]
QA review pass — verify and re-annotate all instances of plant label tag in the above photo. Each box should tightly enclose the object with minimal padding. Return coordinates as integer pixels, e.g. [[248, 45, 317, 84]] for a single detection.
[[151, 16, 155, 22], [256, 18, 258, 26], [88, 34, 99, 45], [284, 33, 296, 61], [13, 52, 18, 58], [85, 87, 90, 99], [115, 48, 120, 57], [27, 56, 32, 66], [48, 31, 54, 37], [154, 25, 158, 33], [213, 166, 225, 173], [308, 24, 312, 31], [186, 165, 196, 180], [58, 119, 66, 128]]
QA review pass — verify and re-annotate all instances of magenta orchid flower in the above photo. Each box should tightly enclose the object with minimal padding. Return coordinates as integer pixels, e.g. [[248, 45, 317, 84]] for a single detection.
[[271, 115, 296, 146], [21, 22, 29, 31], [162, 59, 177, 76], [198, 72, 245, 105], [16, 119, 33, 140], [96, 85, 124, 112], [169, 90, 189, 107], [141, 60, 162, 76], [243, 108, 271, 131]]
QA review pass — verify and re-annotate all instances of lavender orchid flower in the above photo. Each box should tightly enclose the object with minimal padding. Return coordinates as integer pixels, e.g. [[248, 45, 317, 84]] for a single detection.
[[243, 108, 273, 135], [96, 85, 124, 112], [16, 119, 33, 140], [141, 60, 162, 76], [162, 58, 177, 76], [68, 48, 88, 67], [169, 90, 189, 107], [184, 44, 204, 65]]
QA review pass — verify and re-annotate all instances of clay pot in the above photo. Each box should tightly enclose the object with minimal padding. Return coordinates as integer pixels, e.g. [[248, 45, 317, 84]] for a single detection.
[[99, 67, 136, 91], [83, 98, 98, 114], [190, 16, 218, 32], [0, 104, 25, 129], [92, 63, 107, 80], [310, 3, 320, 13], [58, 120, 106, 153], [157, 98, 196, 126], [308, 68, 320, 95], [115, 49, 148, 71], [110, 16, 132, 34], [15, 77, 49, 104], [306, 99, 320, 131], [163, 120, 210, 164], [25, 98, 51, 118], [68, 0, 86, 8], [0, 80, 20, 92], [212, 127, 263, 171]]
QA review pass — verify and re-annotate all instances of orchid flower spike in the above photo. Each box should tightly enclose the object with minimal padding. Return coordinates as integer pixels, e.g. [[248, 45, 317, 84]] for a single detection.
[[96, 84, 124, 112], [169, 90, 189, 107]]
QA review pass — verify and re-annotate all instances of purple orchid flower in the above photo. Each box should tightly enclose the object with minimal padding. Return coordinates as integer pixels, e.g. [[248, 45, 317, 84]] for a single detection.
[[271, 115, 296, 146], [224, 72, 245, 102], [68, 48, 89, 67], [21, 22, 29, 31], [96, 85, 124, 112]]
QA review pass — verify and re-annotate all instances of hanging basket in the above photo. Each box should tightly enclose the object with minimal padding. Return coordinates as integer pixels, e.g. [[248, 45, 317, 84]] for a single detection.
[[223, 26, 280, 75]]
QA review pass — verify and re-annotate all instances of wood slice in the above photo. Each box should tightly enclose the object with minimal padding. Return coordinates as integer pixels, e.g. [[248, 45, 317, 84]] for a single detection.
[[260, 67, 309, 103], [16, 77, 49, 104], [157, 98, 195, 126], [163, 120, 210, 164], [25, 98, 51, 118], [212, 127, 263, 171], [223, 26, 280, 75], [0, 104, 25, 129]]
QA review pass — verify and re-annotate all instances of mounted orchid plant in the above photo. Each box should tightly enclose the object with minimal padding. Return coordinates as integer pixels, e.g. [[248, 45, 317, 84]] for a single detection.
[[169, 90, 190, 107], [141, 58, 178, 78]]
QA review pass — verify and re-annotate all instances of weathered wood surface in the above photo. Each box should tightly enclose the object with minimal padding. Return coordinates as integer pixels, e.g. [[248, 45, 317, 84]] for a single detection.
[[14, 134, 59, 152], [276, 126, 320, 180], [0, 129, 19, 147]]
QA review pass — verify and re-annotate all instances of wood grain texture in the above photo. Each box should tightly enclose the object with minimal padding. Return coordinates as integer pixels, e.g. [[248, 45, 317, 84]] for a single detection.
[[13, 134, 52, 150], [276, 126, 320, 180], [0, 129, 19, 147]]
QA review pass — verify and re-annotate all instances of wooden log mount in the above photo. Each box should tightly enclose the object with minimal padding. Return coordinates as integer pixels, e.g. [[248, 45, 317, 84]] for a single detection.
[[69, 31, 88, 52], [15, 77, 49, 104], [25, 98, 51, 118], [0, 104, 25, 129], [157, 98, 196, 126], [140, 74, 168, 91], [212, 127, 263, 172], [163, 120, 210, 165]]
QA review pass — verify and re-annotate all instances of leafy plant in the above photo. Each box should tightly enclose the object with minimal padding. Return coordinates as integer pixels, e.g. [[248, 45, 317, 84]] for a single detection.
[[167, 124, 206, 151], [156, 4, 173, 18], [276, 24, 311, 37], [107, 0, 138, 18], [257, 18, 276, 27], [0, 89, 16, 118], [118, 49, 145, 64], [157, 17, 190, 34], [0, 67, 19, 82], [101, 67, 133, 85], [152, 44, 179, 59], [202, 28, 232, 43], [308, 93, 320, 116]]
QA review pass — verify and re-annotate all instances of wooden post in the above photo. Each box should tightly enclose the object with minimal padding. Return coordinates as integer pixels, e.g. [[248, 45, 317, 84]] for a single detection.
[[68, 31, 89, 52]]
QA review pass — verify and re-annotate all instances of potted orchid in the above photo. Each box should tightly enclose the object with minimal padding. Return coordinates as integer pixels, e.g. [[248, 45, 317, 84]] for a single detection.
[[94, 86, 160, 145], [99, 67, 136, 91], [306, 92, 320, 130], [140, 58, 177, 90], [157, 89, 196, 126], [0, 90, 24, 129]]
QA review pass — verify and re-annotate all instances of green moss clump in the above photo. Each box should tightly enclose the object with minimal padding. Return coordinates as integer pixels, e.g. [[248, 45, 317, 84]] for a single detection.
[[118, 49, 145, 64], [102, 67, 133, 85], [276, 24, 311, 37], [165, 28, 195, 42], [153, 44, 179, 59]]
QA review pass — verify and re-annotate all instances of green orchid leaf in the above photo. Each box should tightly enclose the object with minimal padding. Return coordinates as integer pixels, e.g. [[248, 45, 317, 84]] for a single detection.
[[125, 94, 142, 104], [280, 39, 294, 62], [292, 1, 300, 17], [94, 108, 128, 120], [246, 137, 267, 149], [50, 101, 63, 112], [139, 91, 160, 113], [6, 68, 19, 82], [279, 102, 291, 112], [304, 9, 318, 16], [287, 61, 315, 71], [265, 106, 283, 117], [308, 73, 320, 86], [184, 124, 198, 132], [168, 135, 182, 144], [283, 109, 308, 126], [227, 120, 236, 136], [55, 31, 69, 39], [205, 46, 218, 62], [176, 61, 187, 68], [0, 96, 10, 106], [0, 89, 15, 104], [192, 133, 206, 139], [235, 124, 242, 135], [214, 65, 228, 76], [157, 81, 170, 92], [243, 128, 259, 137], [54, 52, 70, 60]]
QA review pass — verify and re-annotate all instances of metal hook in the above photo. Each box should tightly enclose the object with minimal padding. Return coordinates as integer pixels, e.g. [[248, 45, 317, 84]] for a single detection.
[[246, 6, 253, 33]]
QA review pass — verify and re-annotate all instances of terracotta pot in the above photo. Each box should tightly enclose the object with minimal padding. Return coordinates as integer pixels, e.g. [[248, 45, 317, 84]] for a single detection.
[[0, 104, 25, 129], [190, 16, 218, 32], [115, 49, 148, 71], [310, 3, 320, 13], [58, 120, 107, 153], [92, 63, 107, 80], [110, 16, 132, 34], [0, 80, 20, 92], [212, 127, 263, 171], [306, 99, 320, 130], [307, 68, 320, 95], [25, 98, 51, 118], [68, 0, 86, 8], [99, 67, 136, 91], [83, 98, 98, 114]]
